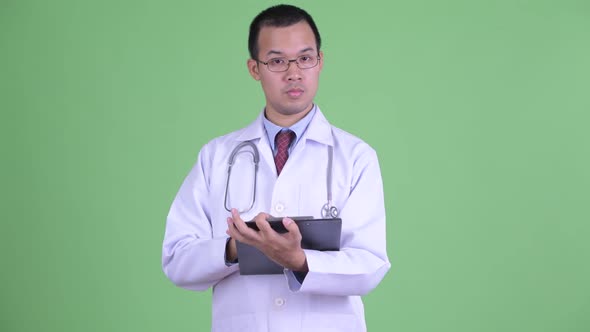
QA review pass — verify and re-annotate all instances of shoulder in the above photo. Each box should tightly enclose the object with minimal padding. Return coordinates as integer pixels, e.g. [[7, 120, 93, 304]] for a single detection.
[[313, 107, 377, 159], [203, 129, 243, 149], [199, 118, 263, 157], [330, 125, 378, 160]]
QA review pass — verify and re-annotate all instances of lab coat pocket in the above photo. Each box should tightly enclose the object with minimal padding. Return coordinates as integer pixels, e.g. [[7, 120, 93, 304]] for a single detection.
[[301, 313, 359, 332], [297, 175, 347, 218], [213, 313, 257, 332]]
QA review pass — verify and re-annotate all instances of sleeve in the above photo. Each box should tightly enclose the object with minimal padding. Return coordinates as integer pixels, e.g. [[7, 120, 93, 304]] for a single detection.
[[161, 143, 239, 291], [284, 147, 391, 295]]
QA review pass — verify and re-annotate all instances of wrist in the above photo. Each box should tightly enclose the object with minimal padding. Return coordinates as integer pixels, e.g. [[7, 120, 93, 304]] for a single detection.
[[291, 250, 308, 272], [225, 237, 238, 263]]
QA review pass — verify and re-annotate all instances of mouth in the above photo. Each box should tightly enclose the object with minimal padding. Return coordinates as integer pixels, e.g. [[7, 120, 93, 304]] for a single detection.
[[286, 88, 304, 98]]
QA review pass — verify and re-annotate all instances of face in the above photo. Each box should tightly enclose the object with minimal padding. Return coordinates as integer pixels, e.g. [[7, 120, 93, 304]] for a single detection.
[[248, 21, 323, 123]]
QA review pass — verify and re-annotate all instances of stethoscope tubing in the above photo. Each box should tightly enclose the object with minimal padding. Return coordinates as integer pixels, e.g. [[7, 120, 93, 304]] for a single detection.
[[224, 140, 338, 218], [224, 141, 259, 214]]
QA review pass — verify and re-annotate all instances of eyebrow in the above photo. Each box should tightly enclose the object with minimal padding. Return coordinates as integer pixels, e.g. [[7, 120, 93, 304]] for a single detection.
[[265, 47, 316, 57]]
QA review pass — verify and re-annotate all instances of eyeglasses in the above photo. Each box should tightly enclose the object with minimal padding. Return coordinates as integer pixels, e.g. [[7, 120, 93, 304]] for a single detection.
[[257, 55, 321, 72]]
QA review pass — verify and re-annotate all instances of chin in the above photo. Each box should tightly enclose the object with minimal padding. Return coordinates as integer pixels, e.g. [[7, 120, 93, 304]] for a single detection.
[[282, 101, 313, 115], [279, 107, 307, 116]]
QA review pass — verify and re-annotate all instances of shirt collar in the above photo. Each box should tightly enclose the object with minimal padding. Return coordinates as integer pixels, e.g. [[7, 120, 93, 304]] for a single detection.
[[235, 105, 333, 147], [262, 104, 317, 152]]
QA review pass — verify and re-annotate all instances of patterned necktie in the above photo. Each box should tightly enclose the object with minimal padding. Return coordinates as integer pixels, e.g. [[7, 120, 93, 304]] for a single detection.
[[274, 130, 296, 175]]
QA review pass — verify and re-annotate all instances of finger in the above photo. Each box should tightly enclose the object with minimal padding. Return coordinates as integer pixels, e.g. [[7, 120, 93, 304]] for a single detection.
[[230, 209, 253, 234], [254, 212, 273, 233], [230, 212, 262, 244], [226, 218, 243, 240], [231, 208, 242, 223], [282, 217, 302, 241], [228, 217, 261, 247]]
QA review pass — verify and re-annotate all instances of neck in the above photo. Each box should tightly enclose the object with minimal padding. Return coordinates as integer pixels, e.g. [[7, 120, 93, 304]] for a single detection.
[[265, 104, 313, 128]]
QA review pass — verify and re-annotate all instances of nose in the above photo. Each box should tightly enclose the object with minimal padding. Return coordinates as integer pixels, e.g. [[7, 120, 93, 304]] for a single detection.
[[285, 61, 302, 81]]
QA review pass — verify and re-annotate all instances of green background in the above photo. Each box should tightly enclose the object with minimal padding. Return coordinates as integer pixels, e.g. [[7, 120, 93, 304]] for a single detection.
[[1, 0, 589, 331]]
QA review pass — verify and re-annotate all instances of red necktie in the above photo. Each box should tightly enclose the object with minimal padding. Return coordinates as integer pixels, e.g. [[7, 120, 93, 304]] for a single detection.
[[274, 130, 295, 175]]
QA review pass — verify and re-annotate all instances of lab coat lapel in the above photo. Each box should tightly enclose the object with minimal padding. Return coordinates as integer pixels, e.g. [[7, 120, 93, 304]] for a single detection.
[[234, 111, 276, 178], [282, 107, 334, 176], [291, 107, 334, 156], [233, 107, 335, 178], [300, 107, 334, 147]]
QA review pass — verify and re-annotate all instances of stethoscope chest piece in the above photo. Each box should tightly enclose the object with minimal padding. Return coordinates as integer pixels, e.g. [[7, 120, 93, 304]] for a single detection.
[[321, 203, 339, 219]]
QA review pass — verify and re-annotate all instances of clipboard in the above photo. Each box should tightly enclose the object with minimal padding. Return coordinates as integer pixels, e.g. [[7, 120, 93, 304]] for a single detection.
[[236, 217, 342, 275]]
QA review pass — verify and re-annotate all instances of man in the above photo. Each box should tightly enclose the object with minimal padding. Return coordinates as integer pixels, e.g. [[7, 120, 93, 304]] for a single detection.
[[162, 4, 390, 331]]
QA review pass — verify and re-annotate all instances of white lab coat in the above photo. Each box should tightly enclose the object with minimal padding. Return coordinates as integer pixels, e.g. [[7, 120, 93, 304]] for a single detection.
[[162, 107, 390, 332]]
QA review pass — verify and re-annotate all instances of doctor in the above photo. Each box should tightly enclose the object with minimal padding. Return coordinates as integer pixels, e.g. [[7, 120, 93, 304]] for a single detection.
[[162, 4, 390, 332]]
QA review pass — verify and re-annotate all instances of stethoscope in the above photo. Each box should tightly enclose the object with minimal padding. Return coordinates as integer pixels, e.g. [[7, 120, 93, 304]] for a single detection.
[[224, 141, 339, 219]]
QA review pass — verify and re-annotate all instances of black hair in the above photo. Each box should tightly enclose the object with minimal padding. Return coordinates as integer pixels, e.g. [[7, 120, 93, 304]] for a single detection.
[[248, 4, 321, 60]]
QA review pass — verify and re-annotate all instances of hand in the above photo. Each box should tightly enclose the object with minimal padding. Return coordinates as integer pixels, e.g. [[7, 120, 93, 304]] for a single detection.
[[226, 208, 308, 272]]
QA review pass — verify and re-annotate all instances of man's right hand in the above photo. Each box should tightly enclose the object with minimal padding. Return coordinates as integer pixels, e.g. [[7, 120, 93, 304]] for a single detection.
[[226, 209, 308, 272]]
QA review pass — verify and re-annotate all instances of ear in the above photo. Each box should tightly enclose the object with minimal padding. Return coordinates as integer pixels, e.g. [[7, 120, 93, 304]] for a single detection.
[[247, 59, 261, 81], [318, 51, 324, 72]]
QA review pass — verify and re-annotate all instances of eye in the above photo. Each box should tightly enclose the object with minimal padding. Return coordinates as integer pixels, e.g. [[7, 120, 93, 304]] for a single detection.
[[269, 58, 286, 65], [298, 55, 313, 63]]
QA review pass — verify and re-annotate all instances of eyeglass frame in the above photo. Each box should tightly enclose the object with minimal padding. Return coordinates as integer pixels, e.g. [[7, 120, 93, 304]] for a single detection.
[[256, 54, 321, 72]]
